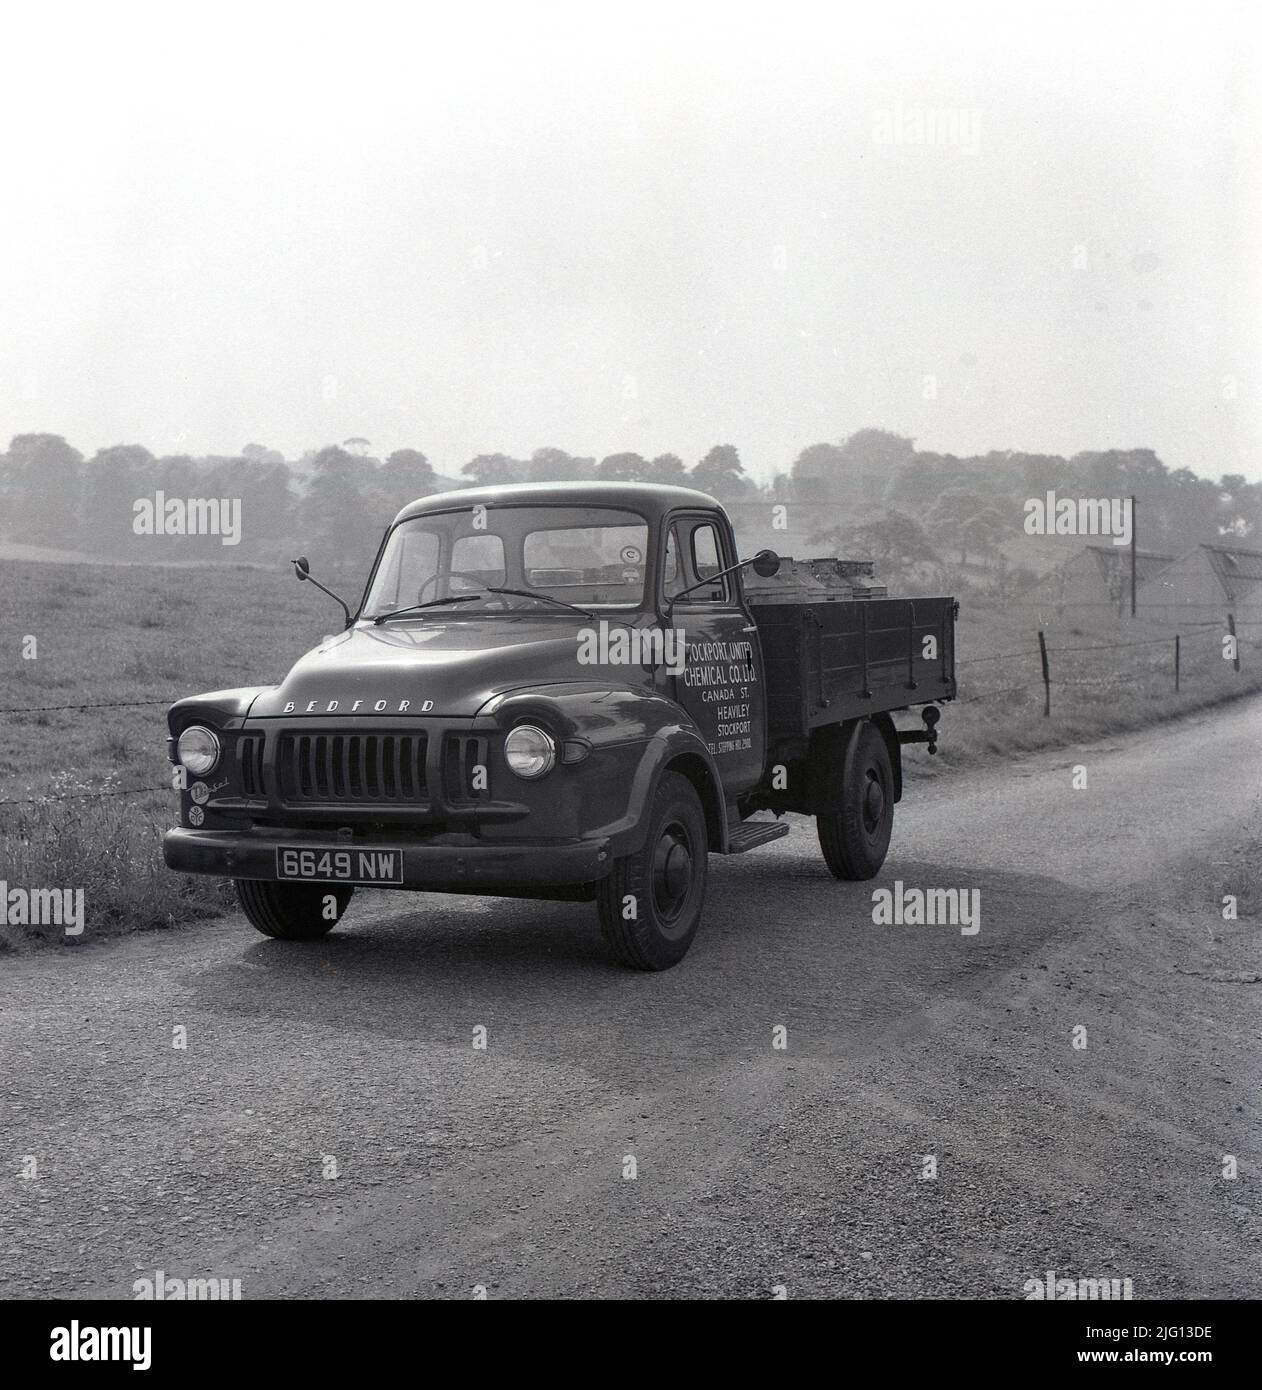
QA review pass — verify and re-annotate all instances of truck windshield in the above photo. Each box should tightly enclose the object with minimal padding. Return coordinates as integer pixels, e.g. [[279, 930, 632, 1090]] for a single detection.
[[363, 505, 650, 619]]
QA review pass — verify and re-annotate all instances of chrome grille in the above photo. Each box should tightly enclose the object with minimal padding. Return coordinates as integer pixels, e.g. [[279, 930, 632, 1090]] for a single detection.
[[444, 733, 490, 804], [236, 734, 265, 798], [277, 731, 427, 804]]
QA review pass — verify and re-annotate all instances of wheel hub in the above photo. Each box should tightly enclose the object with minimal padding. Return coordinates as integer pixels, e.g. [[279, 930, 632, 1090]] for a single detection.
[[652, 824, 693, 920], [863, 774, 885, 832]]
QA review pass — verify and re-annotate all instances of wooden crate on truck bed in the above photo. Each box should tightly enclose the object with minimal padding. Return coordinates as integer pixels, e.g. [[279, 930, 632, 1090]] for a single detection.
[[745, 558, 956, 739], [743, 555, 888, 602]]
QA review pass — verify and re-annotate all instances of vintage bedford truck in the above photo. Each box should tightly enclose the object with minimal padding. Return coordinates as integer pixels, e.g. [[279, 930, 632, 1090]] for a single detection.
[[164, 482, 956, 969]]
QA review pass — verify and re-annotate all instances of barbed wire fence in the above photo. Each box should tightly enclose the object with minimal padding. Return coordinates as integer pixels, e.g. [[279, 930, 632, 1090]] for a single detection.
[[0, 616, 1258, 808], [952, 617, 1259, 708]]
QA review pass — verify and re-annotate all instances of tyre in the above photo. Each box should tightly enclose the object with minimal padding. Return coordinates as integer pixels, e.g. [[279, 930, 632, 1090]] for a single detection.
[[596, 772, 708, 970], [816, 721, 894, 880], [235, 879, 354, 940]]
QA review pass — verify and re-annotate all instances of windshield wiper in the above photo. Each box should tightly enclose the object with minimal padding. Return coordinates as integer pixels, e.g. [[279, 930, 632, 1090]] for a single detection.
[[372, 594, 482, 624], [485, 588, 594, 618], [374, 588, 595, 623]]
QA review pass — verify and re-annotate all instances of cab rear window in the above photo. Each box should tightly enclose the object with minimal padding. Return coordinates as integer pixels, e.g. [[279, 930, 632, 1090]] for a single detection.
[[523, 519, 648, 605]]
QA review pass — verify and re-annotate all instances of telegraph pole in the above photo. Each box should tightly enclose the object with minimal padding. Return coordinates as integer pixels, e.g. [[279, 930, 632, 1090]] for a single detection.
[[1130, 494, 1137, 618]]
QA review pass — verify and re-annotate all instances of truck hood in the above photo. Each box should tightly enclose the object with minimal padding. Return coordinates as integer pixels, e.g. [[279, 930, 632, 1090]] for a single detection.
[[246, 617, 615, 719]]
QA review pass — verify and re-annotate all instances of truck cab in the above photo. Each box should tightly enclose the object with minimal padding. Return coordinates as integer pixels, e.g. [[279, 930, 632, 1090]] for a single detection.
[[164, 481, 954, 969]]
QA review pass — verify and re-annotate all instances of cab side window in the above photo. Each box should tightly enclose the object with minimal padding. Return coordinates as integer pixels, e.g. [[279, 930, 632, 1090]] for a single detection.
[[663, 525, 687, 598], [663, 517, 729, 604], [690, 523, 727, 601]]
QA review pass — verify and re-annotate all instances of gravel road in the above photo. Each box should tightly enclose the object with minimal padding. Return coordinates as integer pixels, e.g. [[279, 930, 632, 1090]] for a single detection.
[[3, 700, 1259, 1299]]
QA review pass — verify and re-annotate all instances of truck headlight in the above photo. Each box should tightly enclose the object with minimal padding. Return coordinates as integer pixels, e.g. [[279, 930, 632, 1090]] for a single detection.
[[503, 725, 555, 780], [176, 725, 221, 776]]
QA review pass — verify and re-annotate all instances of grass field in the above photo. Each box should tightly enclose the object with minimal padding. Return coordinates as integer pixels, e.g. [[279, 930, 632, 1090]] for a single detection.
[[913, 592, 1262, 774], [2, 559, 1258, 946]]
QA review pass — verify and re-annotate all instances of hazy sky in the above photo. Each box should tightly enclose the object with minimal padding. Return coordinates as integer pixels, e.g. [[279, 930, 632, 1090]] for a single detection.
[[2, 0, 1258, 482]]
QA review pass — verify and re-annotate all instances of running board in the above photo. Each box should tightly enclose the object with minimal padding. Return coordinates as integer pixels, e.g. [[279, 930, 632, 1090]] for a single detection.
[[724, 820, 791, 854]]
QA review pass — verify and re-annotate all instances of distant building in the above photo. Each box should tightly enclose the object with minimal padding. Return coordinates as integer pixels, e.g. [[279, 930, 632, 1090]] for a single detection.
[[1022, 544, 1174, 619], [1136, 543, 1262, 626]]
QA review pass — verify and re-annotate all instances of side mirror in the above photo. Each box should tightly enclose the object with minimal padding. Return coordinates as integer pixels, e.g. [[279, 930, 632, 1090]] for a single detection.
[[289, 555, 351, 627], [664, 546, 783, 620]]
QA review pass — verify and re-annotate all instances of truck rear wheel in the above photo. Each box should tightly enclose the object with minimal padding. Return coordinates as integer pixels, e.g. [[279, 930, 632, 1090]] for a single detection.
[[235, 880, 354, 940], [816, 722, 894, 880], [596, 772, 708, 970]]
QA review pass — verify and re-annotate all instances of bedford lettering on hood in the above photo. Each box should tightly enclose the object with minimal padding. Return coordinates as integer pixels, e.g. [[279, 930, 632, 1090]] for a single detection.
[[247, 617, 615, 718]]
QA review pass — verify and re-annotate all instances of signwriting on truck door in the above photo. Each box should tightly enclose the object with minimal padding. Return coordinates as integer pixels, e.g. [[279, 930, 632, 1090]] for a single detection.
[[662, 512, 766, 794]]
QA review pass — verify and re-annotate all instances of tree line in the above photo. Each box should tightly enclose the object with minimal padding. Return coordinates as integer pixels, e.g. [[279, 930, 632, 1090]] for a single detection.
[[793, 430, 1262, 592], [1, 430, 1257, 594]]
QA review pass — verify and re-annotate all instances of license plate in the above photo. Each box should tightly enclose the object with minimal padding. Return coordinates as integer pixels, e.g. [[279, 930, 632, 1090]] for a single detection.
[[275, 846, 403, 885]]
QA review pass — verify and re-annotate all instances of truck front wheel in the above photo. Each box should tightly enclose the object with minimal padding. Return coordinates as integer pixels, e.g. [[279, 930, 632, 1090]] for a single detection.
[[596, 772, 708, 970], [235, 880, 354, 940], [816, 722, 894, 880]]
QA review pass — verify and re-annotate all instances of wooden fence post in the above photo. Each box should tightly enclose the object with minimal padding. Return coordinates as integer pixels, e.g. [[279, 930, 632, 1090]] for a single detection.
[[1038, 629, 1050, 717]]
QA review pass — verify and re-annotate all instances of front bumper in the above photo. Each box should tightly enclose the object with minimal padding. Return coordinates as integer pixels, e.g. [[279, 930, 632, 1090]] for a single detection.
[[164, 827, 612, 890]]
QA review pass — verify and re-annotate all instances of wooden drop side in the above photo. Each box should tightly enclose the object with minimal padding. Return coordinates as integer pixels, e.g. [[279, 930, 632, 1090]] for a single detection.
[[748, 596, 956, 741]]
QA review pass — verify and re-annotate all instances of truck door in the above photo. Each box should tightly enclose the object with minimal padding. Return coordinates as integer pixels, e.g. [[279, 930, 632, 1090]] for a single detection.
[[661, 512, 766, 796]]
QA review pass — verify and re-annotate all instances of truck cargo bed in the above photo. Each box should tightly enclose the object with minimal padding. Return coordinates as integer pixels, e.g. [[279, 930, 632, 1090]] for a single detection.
[[748, 591, 957, 740]]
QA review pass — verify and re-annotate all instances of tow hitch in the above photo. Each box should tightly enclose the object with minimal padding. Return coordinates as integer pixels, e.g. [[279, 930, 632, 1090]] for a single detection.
[[897, 705, 941, 755]]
